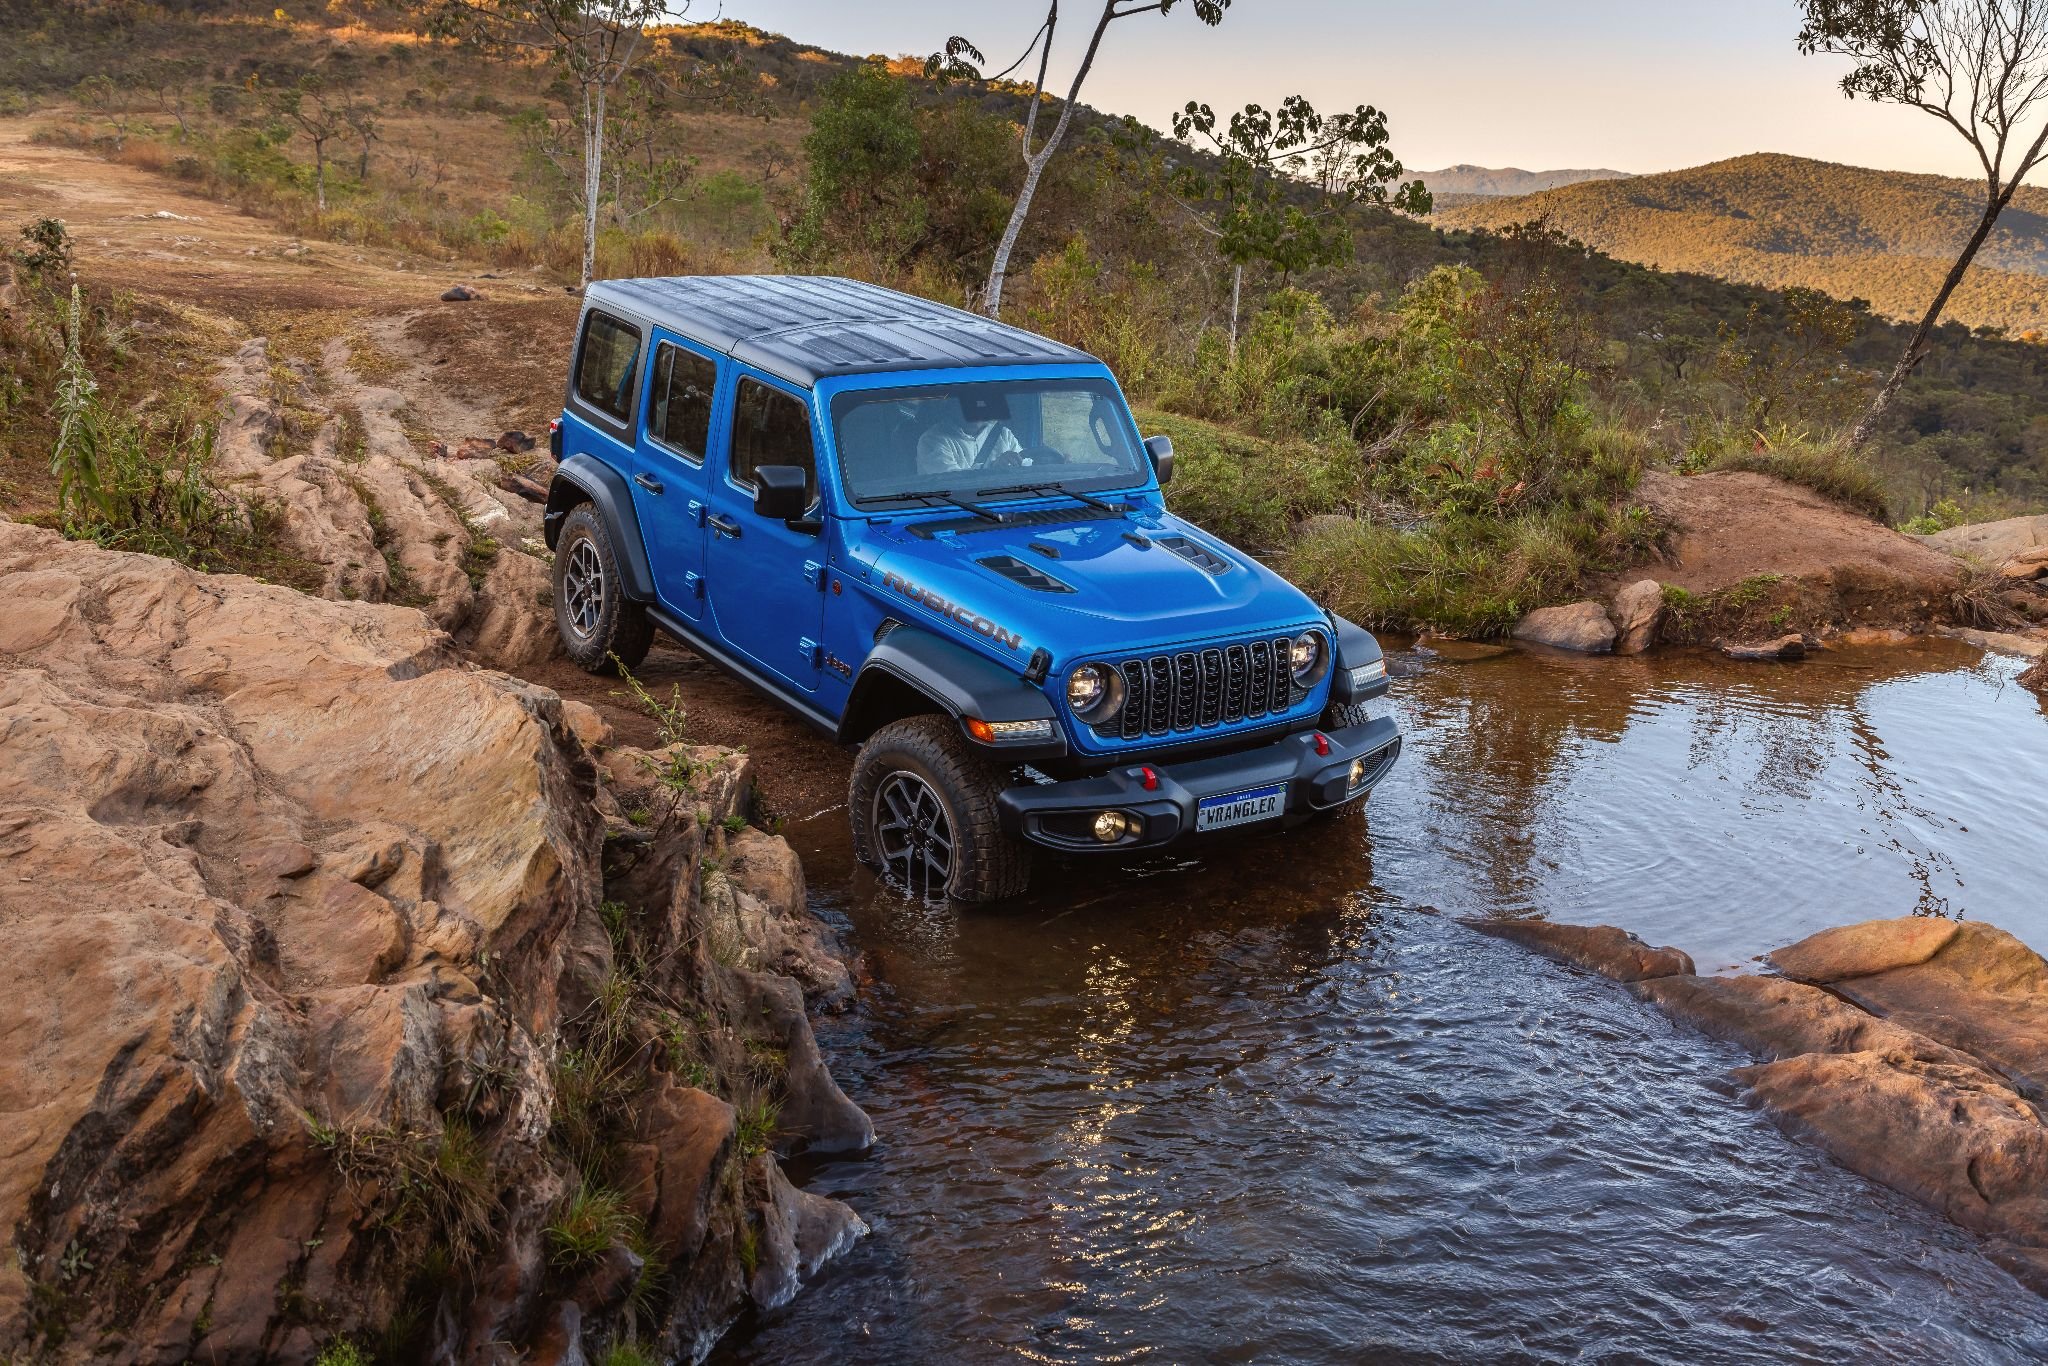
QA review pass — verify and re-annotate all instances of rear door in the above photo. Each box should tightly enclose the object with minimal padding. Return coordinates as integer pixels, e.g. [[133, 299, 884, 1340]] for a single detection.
[[630, 335, 720, 622], [703, 370, 827, 694]]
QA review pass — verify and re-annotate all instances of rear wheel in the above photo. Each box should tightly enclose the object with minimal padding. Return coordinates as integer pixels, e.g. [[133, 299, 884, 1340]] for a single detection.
[[850, 716, 1031, 903], [554, 503, 653, 674]]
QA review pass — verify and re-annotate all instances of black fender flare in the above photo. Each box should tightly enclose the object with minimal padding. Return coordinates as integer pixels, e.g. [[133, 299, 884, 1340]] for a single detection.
[[839, 625, 1066, 757], [544, 454, 656, 602], [1328, 613, 1391, 702]]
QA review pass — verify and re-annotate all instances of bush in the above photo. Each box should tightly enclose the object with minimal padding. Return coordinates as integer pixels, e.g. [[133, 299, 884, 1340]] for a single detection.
[[1691, 428, 1892, 522], [1146, 406, 1358, 550]]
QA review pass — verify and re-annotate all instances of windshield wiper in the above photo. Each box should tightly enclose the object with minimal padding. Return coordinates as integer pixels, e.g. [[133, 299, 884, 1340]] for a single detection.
[[890, 489, 1003, 523], [979, 481, 1121, 512]]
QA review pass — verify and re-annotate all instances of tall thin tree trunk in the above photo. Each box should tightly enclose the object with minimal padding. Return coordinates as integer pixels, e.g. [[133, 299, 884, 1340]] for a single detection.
[[581, 82, 607, 289], [314, 144, 326, 211], [985, 145, 1055, 319], [1847, 194, 2007, 449], [1228, 263, 1242, 362]]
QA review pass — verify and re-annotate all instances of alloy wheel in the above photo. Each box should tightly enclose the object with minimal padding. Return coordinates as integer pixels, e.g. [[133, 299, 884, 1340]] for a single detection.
[[562, 538, 605, 640], [873, 770, 954, 900]]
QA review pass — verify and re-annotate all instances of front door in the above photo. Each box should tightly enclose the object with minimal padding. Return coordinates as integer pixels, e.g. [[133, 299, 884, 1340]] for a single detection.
[[630, 336, 719, 621], [704, 371, 827, 694]]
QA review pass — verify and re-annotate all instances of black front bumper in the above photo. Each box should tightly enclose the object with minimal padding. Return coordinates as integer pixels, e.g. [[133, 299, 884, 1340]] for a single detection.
[[996, 716, 1401, 853]]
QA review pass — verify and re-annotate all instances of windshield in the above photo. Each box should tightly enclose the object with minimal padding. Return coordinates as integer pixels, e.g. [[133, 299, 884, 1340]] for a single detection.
[[831, 378, 1149, 506]]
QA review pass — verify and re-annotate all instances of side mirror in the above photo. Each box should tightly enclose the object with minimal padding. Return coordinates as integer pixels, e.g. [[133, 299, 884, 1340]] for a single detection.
[[1143, 434, 1174, 487], [753, 464, 811, 524]]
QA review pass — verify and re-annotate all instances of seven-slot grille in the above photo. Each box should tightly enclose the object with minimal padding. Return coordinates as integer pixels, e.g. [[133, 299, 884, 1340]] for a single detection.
[[1100, 635, 1302, 740]]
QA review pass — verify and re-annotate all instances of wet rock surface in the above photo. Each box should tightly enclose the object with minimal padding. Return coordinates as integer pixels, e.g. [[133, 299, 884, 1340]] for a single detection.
[[1484, 912, 2048, 1294], [1609, 578, 1665, 654], [0, 523, 864, 1360], [1465, 919, 1696, 982], [1510, 600, 1617, 653]]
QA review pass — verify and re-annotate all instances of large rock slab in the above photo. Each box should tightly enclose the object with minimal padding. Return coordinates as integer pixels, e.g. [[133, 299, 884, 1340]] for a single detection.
[[1466, 919, 1694, 982], [1919, 513, 2048, 564], [1511, 601, 1617, 653], [1767, 916, 1960, 982]]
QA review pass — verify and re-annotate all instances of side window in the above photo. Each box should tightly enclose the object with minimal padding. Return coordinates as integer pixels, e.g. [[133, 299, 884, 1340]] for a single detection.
[[649, 343, 717, 463], [573, 311, 641, 425], [729, 378, 817, 501]]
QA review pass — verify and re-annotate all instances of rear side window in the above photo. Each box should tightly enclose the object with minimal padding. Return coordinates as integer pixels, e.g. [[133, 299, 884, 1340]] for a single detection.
[[729, 378, 816, 500], [573, 311, 641, 424], [649, 343, 717, 463]]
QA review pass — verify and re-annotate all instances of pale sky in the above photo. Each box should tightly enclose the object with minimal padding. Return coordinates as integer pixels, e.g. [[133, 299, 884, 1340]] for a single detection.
[[719, 0, 2018, 182]]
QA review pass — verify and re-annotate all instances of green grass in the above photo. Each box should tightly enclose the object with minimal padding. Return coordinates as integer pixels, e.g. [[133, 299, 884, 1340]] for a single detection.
[[1702, 440, 1891, 522], [545, 1185, 643, 1269]]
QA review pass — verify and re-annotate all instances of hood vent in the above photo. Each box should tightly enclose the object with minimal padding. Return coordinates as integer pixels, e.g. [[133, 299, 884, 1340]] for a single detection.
[[978, 555, 1076, 594], [1156, 534, 1231, 575], [905, 504, 1121, 539]]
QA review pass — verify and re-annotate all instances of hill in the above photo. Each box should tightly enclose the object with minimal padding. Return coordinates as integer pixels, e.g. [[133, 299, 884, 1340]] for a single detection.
[[1417, 164, 1632, 197], [1434, 152, 2048, 335]]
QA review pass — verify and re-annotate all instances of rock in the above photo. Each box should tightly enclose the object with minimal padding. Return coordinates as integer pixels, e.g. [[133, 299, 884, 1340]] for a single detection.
[[1610, 578, 1665, 654], [1998, 546, 2048, 581], [746, 1153, 868, 1314], [1466, 919, 1695, 982], [633, 1078, 736, 1262], [1937, 625, 2048, 658], [723, 828, 855, 1009], [1735, 1050, 2048, 1254], [1413, 635, 1513, 663], [736, 969, 874, 1154], [499, 470, 551, 504], [0, 523, 861, 1356], [1818, 922, 2048, 1104], [1919, 512, 2048, 563], [1720, 634, 1806, 662], [1767, 916, 1960, 982], [2024, 657, 2047, 694], [1635, 973, 1973, 1067], [1511, 601, 1616, 654], [499, 430, 538, 454], [561, 699, 613, 754], [442, 284, 483, 302], [1835, 626, 1918, 646], [525, 1300, 588, 1366]]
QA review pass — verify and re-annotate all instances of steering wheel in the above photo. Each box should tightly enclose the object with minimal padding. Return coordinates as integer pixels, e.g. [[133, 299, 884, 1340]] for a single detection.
[[986, 442, 1067, 470]]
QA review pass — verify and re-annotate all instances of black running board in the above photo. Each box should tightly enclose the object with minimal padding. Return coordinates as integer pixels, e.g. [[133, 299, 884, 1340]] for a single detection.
[[645, 605, 841, 739]]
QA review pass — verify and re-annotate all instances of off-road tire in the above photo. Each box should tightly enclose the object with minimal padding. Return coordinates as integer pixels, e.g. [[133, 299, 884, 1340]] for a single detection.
[[850, 715, 1031, 903], [1320, 699, 1374, 731], [554, 502, 653, 675]]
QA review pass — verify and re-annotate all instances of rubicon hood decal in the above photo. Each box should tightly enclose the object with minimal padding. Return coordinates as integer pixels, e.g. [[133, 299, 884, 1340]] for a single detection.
[[882, 569, 1025, 651]]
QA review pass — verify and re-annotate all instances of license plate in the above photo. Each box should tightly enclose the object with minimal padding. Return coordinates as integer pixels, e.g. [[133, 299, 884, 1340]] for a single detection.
[[1196, 782, 1287, 832]]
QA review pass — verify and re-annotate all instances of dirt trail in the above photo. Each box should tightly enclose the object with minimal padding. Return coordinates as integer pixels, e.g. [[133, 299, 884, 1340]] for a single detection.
[[1, 121, 849, 806]]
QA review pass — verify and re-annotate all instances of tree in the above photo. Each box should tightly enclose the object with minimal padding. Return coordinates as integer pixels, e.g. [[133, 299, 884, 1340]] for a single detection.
[[1170, 94, 1430, 357], [1798, 0, 2048, 447], [344, 97, 381, 180], [929, 0, 1232, 318], [433, 0, 685, 288], [273, 74, 350, 211], [74, 72, 139, 152]]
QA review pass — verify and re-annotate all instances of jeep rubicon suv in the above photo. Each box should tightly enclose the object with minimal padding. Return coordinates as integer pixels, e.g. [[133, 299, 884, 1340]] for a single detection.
[[546, 276, 1399, 901]]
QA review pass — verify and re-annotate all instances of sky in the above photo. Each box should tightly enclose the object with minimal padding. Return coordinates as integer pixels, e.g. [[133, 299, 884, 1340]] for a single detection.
[[718, 0, 2002, 182]]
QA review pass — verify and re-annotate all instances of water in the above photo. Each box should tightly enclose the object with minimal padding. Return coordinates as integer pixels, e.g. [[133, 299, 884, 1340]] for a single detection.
[[717, 641, 2048, 1363]]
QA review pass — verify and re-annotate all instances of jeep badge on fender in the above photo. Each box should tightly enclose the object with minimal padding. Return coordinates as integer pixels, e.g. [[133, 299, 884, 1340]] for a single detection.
[[544, 275, 1399, 902]]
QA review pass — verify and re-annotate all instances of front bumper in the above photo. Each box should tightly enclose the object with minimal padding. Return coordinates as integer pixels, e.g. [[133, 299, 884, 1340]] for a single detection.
[[996, 715, 1401, 853]]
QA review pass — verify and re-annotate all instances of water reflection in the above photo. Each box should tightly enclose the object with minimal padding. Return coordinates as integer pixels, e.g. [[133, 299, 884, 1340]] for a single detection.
[[720, 641, 2048, 1363]]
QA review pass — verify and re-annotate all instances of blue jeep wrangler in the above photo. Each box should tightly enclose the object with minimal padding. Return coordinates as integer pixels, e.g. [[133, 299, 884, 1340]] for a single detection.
[[546, 276, 1399, 901]]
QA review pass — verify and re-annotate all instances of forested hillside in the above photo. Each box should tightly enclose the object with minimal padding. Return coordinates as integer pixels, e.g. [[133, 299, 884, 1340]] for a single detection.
[[1418, 165, 1632, 198], [2, 0, 2045, 633], [1436, 153, 2048, 336]]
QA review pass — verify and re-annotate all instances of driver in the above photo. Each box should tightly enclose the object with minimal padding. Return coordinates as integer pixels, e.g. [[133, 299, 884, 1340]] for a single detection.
[[916, 408, 1021, 475]]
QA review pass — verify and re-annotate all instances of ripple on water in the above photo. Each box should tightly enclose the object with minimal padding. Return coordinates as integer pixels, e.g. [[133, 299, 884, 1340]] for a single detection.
[[717, 644, 2048, 1364]]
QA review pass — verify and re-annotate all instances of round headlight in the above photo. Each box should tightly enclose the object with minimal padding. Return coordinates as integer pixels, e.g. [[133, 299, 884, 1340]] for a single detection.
[[1065, 663, 1125, 724], [1289, 630, 1327, 682]]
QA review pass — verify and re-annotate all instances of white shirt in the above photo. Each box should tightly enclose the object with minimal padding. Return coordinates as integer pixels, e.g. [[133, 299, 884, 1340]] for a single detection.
[[917, 421, 1021, 475]]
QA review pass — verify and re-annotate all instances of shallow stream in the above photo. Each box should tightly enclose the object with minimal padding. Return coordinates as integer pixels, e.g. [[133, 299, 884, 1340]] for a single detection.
[[717, 641, 2048, 1363]]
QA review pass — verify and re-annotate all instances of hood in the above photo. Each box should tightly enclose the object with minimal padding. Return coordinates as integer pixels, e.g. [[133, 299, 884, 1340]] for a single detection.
[[861, 506, 1320, 659]]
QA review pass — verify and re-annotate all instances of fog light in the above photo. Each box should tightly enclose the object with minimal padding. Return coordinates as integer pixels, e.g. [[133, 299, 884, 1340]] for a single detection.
[[1349, 758, 1367, 787], [1092, 810, 1129, 843]]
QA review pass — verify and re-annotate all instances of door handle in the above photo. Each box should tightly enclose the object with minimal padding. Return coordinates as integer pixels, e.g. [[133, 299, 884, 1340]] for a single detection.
[[633, 472, 663, 495], [708, 513, 742, 538]]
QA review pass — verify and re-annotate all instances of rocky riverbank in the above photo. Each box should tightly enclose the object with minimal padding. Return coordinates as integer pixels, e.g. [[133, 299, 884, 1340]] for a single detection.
[[0, 520, 865, 1361], [1474, 914, 2048, 1292]]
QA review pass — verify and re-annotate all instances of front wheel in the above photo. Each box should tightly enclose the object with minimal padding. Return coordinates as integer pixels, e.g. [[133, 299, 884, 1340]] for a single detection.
[[849, 716, 1031, 903], [553, 503, 653, 674]]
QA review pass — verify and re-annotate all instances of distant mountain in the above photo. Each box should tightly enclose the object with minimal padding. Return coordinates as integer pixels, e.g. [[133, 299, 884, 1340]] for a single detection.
[[1433, 152, 2048, 334], [1416, 165, 1633, 197]]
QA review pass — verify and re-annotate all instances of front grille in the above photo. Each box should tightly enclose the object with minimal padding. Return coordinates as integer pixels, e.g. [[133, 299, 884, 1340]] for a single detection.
[[1103, 634, 1302, 740]]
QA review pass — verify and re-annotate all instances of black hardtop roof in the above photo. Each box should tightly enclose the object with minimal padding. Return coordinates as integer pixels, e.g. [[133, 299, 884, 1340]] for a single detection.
[[585, 274, 1098, 387]]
